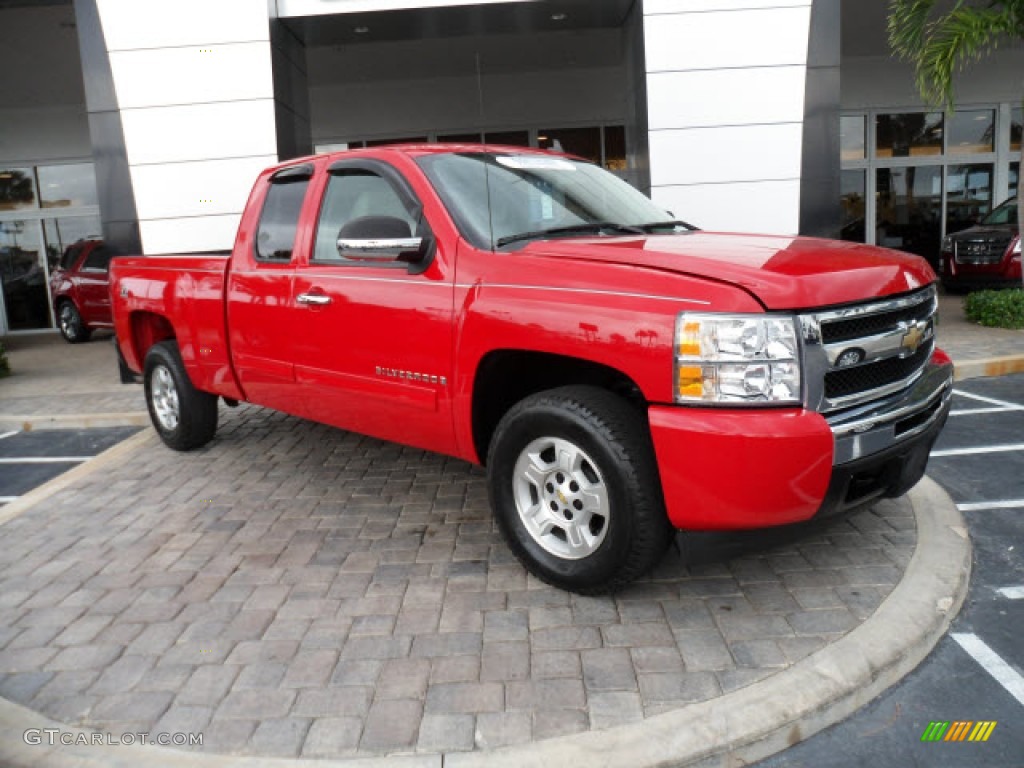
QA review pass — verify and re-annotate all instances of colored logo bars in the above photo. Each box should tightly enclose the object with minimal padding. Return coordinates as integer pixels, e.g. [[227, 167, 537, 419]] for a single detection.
[[921, 721, 997, 742]]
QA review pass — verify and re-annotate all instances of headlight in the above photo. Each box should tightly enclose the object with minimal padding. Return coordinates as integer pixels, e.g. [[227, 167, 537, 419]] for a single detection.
[[674, 313, 801, 404], [1013, 237, 1021, 255]]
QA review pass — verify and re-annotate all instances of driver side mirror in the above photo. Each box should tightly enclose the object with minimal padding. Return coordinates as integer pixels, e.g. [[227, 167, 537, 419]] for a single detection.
[[337, 215, 426, 263]]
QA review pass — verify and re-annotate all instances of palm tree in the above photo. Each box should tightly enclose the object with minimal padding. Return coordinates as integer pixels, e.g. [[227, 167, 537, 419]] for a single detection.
[[888, 0, 1024, 242]]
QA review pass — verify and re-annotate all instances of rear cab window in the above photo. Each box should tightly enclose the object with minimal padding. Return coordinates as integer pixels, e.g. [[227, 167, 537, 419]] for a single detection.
[[254, 166, 313, 263]]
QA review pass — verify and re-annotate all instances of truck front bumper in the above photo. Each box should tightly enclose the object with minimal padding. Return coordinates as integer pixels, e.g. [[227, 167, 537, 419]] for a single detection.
[[648, 352, 954, 531]]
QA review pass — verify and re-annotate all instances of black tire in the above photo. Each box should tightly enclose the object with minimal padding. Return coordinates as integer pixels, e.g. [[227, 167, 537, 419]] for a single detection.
[[58, 301, 91, 343], [486, 386, 673, 594], [143, 340, 218, 451]]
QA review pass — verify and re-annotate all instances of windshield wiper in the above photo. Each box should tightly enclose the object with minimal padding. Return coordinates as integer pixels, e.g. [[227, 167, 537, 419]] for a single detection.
[[634, 220, 696, 233], [495, 222, 645, 248]]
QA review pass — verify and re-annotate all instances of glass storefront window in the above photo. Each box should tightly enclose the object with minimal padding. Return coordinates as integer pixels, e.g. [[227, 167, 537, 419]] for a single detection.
[[0, 220, 50, 330], [364, 136, 427, 147], [841, 116, 866, 161], [0, 168, 37, 211], [876, 113, 943, 158], [1011, 162, 1019, 198], [37, 163, 98, 209], [43, 215, 102, 270], [947, 110, 995, 154], [1011, 108, 1021, 152], [946, 164, 993, 234], [840, 170, 866, 242], [604, 126, 626, 171], [876, 166, 943, 265], [538, 127, 601, 163], [484, 131, 530, 147], [438, 132, 482, 143]]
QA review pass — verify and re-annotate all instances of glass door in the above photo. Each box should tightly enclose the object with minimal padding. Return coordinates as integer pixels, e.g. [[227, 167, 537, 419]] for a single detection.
[[0, 219, 49, 331]]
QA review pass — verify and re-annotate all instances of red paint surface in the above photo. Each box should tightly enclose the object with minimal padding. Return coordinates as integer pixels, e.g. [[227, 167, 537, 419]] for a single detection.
[[110, 145, 945, 531]]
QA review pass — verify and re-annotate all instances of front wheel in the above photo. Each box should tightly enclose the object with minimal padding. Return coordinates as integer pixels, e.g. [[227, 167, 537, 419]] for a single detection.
[[487, 386, 673, 594], [144, 340, 218, 450], [58, 302, 91, 343]]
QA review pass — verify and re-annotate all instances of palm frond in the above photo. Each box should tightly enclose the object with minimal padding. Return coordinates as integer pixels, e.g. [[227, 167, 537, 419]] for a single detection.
[[889, 1, 1020, 110]]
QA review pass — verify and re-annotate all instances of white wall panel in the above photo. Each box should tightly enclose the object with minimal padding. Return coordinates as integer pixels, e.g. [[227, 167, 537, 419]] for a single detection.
[[652, 180, 801, 235], [644, 7, 812, 73], [279, 0, 536, 17], [140, 214, 242, 255], [130, 155, 276, 220], [109, 43, 274, 110], [649, 124, 803, 187], [120, 100, 278, 166], [95, 0, 268, 51], [645, 0, 810, 13], [646, 67, 806, 131]]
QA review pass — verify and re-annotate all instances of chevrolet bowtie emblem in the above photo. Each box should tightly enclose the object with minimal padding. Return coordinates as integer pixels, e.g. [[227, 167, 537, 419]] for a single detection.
[[900, 322, 928, 355]]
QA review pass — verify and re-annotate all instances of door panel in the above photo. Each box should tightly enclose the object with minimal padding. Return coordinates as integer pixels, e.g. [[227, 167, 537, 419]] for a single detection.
[[291, 162, 456, 455]]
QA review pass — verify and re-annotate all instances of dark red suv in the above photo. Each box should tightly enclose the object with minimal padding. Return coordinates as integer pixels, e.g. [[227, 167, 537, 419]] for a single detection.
[[940, 197, 1021, 292], [49, 239, 115, 343]]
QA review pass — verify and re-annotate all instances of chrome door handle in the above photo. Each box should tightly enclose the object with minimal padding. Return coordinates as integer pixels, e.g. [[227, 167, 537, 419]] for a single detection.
[[297, 293, 332, 306]]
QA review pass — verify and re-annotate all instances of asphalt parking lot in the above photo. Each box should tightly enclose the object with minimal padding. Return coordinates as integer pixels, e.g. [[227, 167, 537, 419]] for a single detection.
[[0, 428, 140, 506], [757, 373, 1024, 767]]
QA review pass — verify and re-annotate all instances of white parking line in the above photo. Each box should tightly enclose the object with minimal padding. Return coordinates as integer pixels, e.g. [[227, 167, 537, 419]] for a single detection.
[[953, 390, 1024, 410], [932, 443, 1024, 458], [957, 500, 1024, 512], [950, 407, 1016, 416], [0, 457, 91, 464], [952, 633, 1024, 708], [0, 431, 18, 441], [997, 587, 1024, 600]]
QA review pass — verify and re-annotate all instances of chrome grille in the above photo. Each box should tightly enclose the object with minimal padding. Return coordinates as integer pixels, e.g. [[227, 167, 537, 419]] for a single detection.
[[800, 286, 938, 413], [953, 237, 1012, 265]]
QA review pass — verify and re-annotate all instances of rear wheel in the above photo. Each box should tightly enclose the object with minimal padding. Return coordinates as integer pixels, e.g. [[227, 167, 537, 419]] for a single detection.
[[144, 340, 218, 450], [58, 302, 91, 343], [487, 386, 673, 594]]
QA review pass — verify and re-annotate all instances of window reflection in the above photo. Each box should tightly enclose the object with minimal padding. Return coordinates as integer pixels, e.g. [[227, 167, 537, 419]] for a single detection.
[[947, 110, 995, 154], [840, 170, 865, 242], [364, 137, 427, 147], [946, 164, 993, 234], [538, 127, 602, 163], [876, 166, 943, 265], [484, 131, 530, 147], [604, 126, 626, 171], [0, 168, 37, 211], [37, 164, 98, 209], [0, 220, 49, 330], [876, 113, 943, 158], [43, 216, 102, 270], [1012, 108, 1021, 152], [1011, 162, 1019, 198], [841, 116, 865, 161], [437, 133, 482, 143]]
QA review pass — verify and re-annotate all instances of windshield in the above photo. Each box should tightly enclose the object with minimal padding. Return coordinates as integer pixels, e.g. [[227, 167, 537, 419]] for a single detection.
[[416, 152, 692, 249], [980, 198, 1018, 227]]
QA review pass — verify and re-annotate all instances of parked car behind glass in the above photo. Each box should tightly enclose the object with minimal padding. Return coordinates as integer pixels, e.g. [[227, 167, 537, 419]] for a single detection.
[[49, 239, 115, 342], [940, 197, 1021, 292]]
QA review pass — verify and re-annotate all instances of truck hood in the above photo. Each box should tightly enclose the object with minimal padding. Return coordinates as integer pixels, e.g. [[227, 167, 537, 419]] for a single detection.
[[519, 232, 936, 310]]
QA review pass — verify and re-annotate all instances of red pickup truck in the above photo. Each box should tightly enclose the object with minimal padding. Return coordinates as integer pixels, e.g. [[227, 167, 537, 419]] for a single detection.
[[111, 145, 953, 593]]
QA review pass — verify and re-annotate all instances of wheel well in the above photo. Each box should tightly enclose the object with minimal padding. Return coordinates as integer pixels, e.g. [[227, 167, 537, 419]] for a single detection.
[[472, 350, 646, 465], [129, 311, 176, 368]]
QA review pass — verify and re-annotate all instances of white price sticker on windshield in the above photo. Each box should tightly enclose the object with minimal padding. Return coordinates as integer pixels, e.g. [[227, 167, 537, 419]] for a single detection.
[[496, 156, 577, 171]]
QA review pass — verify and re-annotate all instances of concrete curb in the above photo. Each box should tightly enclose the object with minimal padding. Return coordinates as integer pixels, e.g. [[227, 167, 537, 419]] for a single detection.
[[0, 477, 970, 768], [953, 353, 1024, 381], [0, 411, 149, 432], [0, 429, 154, 527]]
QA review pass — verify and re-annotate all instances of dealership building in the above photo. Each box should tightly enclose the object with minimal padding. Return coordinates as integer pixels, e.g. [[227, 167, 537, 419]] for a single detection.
[[0, 0, 1020, 335]]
